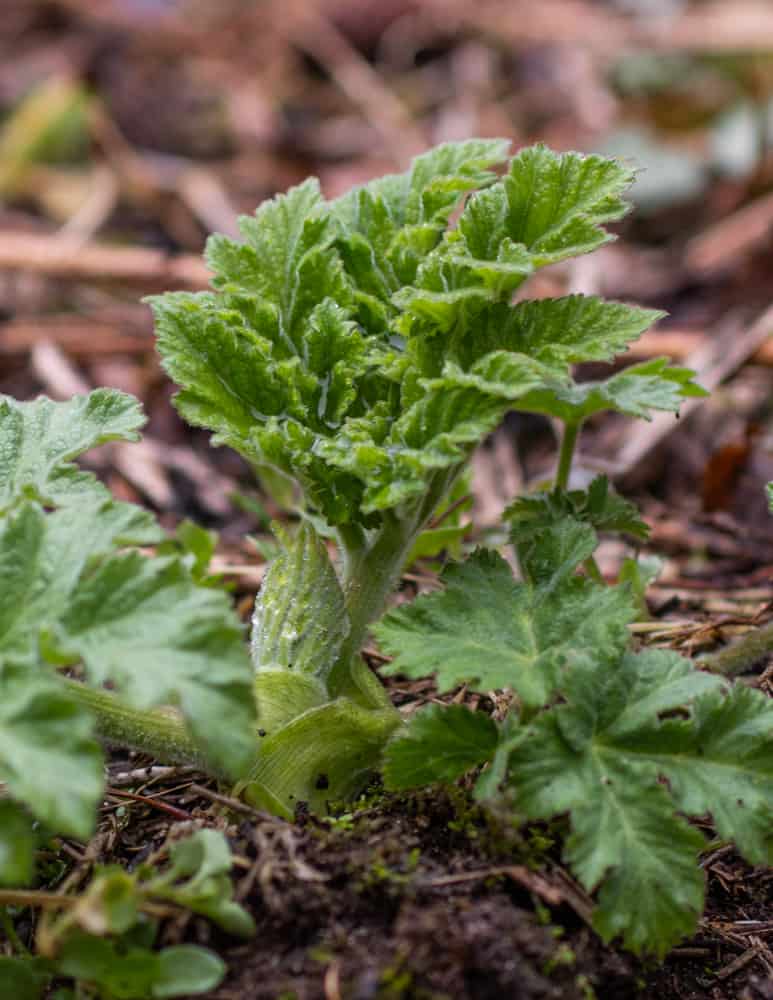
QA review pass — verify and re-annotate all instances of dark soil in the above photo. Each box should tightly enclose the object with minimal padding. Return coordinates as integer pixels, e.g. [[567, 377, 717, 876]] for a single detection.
[[106, 778, 770, 1000]]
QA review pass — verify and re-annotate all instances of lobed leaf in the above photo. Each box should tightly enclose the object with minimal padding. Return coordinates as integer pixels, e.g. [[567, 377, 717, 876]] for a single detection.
[[375, 549, 634, 710], [502, 144, 635, 265], [0, 389, 144, 513], [0, 500, 255, 783], [506, 476, 648, 542], [383, 704, 498, 790], [506, 648, 772, 955], [506, 477, 649, 584]]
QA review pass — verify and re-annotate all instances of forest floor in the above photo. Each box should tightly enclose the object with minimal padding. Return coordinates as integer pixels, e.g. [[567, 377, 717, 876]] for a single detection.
[[2, 2, 773, 997]]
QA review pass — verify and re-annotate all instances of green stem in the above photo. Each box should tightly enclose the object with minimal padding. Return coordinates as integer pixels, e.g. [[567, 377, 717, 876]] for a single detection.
[[336, 522, 369, 582], [555, 421, 581, 491], [700, 619, 773, 677], [62, 680, 214, 775], [330, 467, 462, 697], [330, 514, 416, 696]]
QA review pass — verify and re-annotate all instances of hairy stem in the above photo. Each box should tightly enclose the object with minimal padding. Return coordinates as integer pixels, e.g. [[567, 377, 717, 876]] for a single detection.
[[330, 467, 462, 697], [336, 522, 368, 582], [555, 421, 581, 491], [62, 679, 214, 775], [700, 619, 773, 677]]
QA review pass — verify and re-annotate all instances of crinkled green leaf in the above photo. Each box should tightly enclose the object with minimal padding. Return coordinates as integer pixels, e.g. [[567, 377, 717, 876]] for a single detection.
[[0, 662, 102, 841], [146, 830, 255, 938], [516, 358, 706, 423], [251, 521, 349, 682], [507, 476, 648, 541], [0, 502, 255, 781], [383, 704, 498, 790], [375, 550, 634, 709], [208, 178, 352, 348], [318, 356, 558, 514], [150, 142, 658, 529], [316, 386, 505, 513], [767, 481, 773, 512], [507, 476, 649, 584], [0, 801, 36, 886], [0, 389, 144, 512], [506, 649, 752, 955], [333, 138, 509, 241], [502, 144, 635, 265], [456, 296, 661, 371]]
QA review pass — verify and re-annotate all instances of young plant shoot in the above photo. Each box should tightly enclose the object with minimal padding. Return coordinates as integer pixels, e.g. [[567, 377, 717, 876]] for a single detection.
[[146, 138, 703, 822], [5, 140, 768, 965]]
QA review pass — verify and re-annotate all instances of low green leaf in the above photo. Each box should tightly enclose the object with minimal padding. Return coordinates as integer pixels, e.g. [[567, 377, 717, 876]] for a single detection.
[[0, 390, 145, 513], [147, 830, 255, 939], [152, 946, 226, 998], [623, 685, 773, 864], [383, 704, 498, 790], [506, 476, 649, 543], [375, 550, 634, 709], [0, 801, 36, 886], [507, 649, 741, 955], [0, 957, 50, 1000], [49, 551, 254, 780], [56, 933, 225, 999], [0, 663, 102, 841], [0, 501, 254, 784]]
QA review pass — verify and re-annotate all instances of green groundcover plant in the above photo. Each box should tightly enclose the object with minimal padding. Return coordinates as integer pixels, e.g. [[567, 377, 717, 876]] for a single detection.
[[2, 139, 773, 990]]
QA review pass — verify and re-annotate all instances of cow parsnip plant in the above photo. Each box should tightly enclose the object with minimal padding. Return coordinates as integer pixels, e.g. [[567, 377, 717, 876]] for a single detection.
[[146, 139, 704, 820], [1, 140, 744, 967]]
